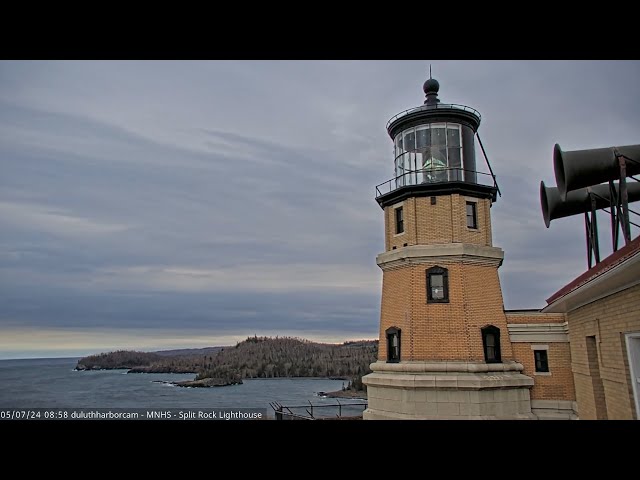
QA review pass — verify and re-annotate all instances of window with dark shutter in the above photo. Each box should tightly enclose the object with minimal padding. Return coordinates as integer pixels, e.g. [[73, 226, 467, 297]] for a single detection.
[[481, 325, 501, 363], [395, 207, 404, 234], [534, 350, 549, 372], [386, 327, 401, 363], [427, 266, 449, 303], [466, 201, 477, 229]]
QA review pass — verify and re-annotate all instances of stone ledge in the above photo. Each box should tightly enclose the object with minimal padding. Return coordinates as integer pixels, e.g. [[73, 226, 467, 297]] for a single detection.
[[378, 243, 504, 263], [370, 361, 525, 374], [363, 371, 534, 390], [363, 374, 535, 419], [529, 400, 578, 420], [507, 322, 569, 343], [377, 243, 504, 270], [363, 408, 537, 420]]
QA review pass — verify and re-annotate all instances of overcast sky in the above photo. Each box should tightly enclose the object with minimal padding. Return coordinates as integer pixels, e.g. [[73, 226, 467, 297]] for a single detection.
[[1, 60, 639, 359]]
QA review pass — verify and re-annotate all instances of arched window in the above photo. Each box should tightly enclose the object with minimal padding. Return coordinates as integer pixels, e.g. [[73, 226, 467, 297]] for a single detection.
[[386, 327, 401, 363], [481, 325, 501, 363], [427, 266, 449, 303]]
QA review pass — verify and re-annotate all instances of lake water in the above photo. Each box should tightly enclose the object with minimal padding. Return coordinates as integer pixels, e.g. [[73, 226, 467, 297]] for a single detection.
[[0, 357, 367, 419]]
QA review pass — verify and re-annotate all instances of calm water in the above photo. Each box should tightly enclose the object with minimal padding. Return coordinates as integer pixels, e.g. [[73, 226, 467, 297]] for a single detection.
[[0, 357, 366, 418]]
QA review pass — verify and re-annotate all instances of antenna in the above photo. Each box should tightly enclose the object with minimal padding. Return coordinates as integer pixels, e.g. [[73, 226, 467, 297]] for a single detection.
[[429, 64, 432, 79]]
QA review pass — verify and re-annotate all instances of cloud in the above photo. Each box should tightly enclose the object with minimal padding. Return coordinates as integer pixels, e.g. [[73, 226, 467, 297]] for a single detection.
[[1, 60, 639, 357], [94, 263, 380, 293], [0, 201, 129, 237]]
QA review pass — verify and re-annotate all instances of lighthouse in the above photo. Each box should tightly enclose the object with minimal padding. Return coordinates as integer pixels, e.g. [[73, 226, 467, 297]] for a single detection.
[[362, 76, 535, 419]]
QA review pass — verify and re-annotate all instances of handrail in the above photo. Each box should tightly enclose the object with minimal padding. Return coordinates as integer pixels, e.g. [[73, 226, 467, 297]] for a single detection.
[[375, 168, 497, 198], [270, 401, 368, 420], [386, 103, 481, 131]]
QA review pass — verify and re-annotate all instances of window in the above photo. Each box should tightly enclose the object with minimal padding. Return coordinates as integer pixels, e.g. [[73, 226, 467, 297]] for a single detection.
[[427, 266, 449, 303], [534, 350, 549, 373], [386, 327, 401, 363], [481, 326, 501, 363], [395, 207, 404, 234], [466, 201, 477, 229]]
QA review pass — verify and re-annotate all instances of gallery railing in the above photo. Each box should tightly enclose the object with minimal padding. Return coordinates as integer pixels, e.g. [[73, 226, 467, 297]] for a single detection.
[[375, 168, 497, 199], [270, 400, 368, 420]]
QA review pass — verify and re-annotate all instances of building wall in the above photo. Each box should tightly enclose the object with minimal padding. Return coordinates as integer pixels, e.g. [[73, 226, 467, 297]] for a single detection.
[[378, 267, 411, 362], [378, 259, 513, 363], [567, 284, 640, 420], [384, 195, 492, 251], [385, 197, 417, 251], [375, 191, 582, 418], [510, 343, 575, 401], [506, 311, 575, 403]]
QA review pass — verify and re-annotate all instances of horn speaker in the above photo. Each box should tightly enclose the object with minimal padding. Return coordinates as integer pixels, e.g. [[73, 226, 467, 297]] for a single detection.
[[553, 143, 640, 199], [540, 180, 640, 228]]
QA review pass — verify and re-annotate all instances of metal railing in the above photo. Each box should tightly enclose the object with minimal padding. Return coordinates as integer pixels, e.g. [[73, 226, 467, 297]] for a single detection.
[[270, 400, 368, 420], [375, 168, 497, 198], [386, 103, 481, 130]]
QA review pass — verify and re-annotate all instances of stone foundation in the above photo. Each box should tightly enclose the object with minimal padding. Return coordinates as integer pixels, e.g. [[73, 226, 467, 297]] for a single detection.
[[531, 400, 578, 420], [362, 361, 535, 419]]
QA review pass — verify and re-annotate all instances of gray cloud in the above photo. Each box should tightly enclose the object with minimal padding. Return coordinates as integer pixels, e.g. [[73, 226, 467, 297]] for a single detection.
[[1, 60, 639, 356]]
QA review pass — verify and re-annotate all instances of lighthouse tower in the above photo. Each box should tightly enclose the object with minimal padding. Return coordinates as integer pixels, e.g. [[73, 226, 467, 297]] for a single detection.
[[362, 76, 535, 419]]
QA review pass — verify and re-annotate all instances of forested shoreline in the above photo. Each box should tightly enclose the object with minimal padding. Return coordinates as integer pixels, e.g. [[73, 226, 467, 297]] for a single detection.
[[76, 336, 378, 391]]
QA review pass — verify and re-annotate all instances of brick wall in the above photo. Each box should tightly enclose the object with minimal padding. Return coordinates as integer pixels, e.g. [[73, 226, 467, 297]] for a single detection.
[[505, 311, 575, 402], [376, 191, 584, 410], [378, 260, 513, 362], [505, 312, 566, 324], [385, 195, 492, 251], [567, 283, 640, 420], [511, 343, 575, 401], [378, 267, 411, 361]]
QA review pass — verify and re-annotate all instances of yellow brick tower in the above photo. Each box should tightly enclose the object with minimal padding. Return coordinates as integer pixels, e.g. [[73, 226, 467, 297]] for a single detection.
[[363, 76, 535, 419]]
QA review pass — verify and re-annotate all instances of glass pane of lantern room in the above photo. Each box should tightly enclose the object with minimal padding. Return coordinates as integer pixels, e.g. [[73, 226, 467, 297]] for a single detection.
[[446, 124, 461, 147], [395, 156, 405, 187], [406, 152, 415, 185], [402, 128, 416, 185], [431, 123, 446, 147], [416, 126, 430, 149], [403, 128, 416, 152], [428, 124, 447, 182], [448, 147, 462, 181], [415, 126, 429, 184]]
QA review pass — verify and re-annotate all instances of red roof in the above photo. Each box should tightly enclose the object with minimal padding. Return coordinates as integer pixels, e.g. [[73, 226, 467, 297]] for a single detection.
[[546, 235, 640, 305]]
